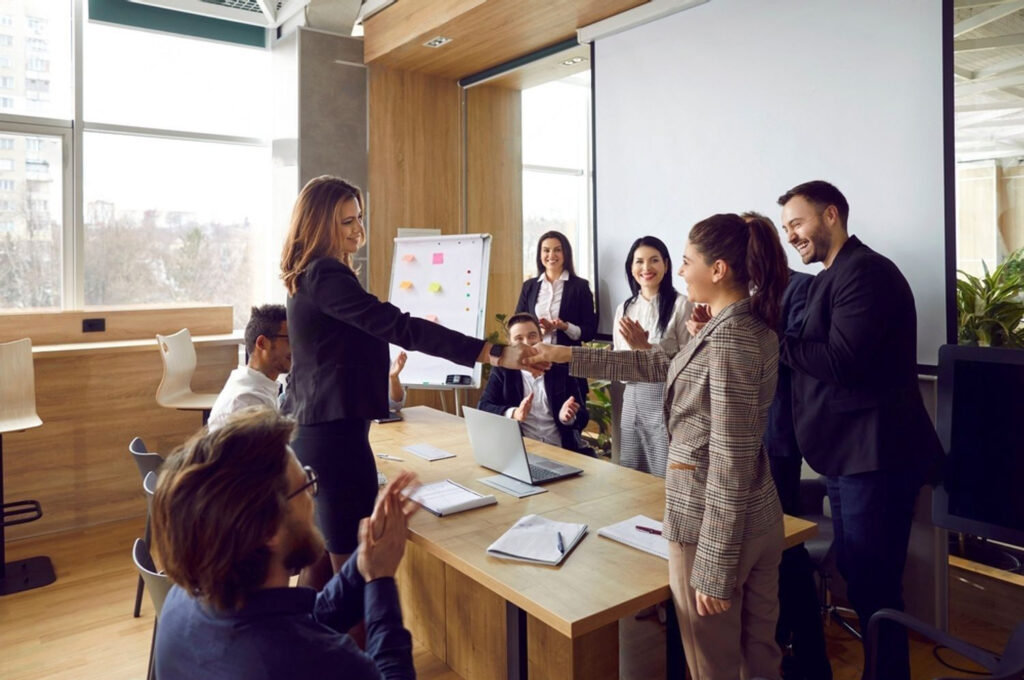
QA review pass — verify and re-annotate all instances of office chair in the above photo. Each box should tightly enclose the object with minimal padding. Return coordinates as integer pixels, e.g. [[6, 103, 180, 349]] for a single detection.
[[155, 328, 219, 424], [133, 537, 171, 680], [865, 608, 1024, 680], [129, 437, 163, 617]]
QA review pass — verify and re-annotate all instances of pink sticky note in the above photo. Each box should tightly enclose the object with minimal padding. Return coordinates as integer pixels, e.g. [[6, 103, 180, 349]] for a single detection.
[[402, 253, 416, 263], [432, 252, 444, 264], [425, 314, 439, 323]]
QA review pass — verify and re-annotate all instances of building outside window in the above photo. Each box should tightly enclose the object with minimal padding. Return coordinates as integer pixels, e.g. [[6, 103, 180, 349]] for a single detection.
[[0, 35, 13, 47]]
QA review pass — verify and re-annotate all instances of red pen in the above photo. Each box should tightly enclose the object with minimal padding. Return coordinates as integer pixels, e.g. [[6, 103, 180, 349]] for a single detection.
[[635, 525, 662, 536]]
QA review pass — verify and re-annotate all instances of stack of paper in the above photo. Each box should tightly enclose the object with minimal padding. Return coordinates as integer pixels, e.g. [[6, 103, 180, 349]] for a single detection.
[[486, 514, 588, 566], [596, 514, 669, 560], [409, 479, 497, 517], [403, 443, 456, 461]]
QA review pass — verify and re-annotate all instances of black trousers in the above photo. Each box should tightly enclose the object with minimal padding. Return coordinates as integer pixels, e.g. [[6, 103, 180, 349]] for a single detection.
[[770, 454, 833, 680]]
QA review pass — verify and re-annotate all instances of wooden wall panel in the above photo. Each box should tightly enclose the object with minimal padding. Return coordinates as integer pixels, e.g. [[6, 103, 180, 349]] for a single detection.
[[467, 85, 523, 337], [0, 305, 233, 346], [368, 66, 463, 411], [4, 343, 236, 540]]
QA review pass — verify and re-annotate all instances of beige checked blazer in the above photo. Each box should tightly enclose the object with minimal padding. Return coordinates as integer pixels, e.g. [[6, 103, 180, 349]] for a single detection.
[[571, 297, 782, 599]]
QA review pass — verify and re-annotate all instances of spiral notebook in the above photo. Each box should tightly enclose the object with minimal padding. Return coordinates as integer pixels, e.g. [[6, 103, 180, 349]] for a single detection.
[[409, 479, 497, 517]]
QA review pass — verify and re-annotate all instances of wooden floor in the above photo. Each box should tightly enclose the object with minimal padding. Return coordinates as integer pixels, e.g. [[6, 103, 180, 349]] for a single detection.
[[0, 518, 1012, 680]]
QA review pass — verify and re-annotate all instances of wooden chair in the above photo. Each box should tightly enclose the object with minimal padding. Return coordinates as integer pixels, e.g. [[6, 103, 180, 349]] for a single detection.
[[155, 328, 219, 424], [0, 338, 55, 595], [129, 437, 163, 617], [133, 537, 171, 680]]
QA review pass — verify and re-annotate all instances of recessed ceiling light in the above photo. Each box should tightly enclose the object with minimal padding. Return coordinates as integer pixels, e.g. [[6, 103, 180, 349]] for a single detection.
[[423, 36, 453, 48], [561, 56, 587, 66]]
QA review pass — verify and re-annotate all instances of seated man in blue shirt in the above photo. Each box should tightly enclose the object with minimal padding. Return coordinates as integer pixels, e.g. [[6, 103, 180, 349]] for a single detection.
[[151, 407, 420, 680]]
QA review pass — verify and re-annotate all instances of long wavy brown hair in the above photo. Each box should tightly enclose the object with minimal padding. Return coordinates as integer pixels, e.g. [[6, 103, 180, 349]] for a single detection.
[[281, 176, 364, 295]]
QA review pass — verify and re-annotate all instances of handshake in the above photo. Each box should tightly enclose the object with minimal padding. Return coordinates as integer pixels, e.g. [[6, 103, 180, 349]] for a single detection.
[[494, 342, 573, 374]]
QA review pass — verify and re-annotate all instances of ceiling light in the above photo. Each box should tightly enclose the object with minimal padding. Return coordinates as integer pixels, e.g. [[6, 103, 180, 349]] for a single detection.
[[423, 36, 453, 48], [561, 56, 587, 66]]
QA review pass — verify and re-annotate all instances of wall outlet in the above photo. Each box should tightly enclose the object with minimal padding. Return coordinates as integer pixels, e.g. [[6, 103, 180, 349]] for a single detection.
[[82, 318, 105, 333]]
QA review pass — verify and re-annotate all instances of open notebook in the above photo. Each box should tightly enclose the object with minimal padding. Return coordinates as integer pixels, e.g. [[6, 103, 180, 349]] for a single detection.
[[596, 514, 669, 560], [486, 514, 588, 566]]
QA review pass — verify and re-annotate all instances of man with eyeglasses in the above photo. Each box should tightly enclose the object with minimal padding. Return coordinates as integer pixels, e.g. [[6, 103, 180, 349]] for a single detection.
[[208, 304, 292, 431], [151, 407, 419, 680]]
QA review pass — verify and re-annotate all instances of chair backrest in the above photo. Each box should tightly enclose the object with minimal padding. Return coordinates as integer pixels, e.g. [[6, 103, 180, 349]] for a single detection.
[[155, 328, 198, 405], [132, 538, 171, 616], [0, 338, 43, 434], [129, 437, 164, 480], [142, 470, 158, 519]]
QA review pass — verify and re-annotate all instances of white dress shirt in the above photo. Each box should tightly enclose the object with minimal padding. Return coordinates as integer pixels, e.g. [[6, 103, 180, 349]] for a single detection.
[[534, 270, 582, 344], [612, 292, 694, 358], [503, 370, 572, 446], [208, 366, 281, 431]]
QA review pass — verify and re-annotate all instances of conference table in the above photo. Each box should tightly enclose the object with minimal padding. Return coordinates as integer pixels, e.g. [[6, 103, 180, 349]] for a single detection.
[[369, 406, 817, 680]]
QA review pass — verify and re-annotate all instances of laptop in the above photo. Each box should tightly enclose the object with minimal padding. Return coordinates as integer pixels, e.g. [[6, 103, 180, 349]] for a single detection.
[[462, 406, 583, 484]]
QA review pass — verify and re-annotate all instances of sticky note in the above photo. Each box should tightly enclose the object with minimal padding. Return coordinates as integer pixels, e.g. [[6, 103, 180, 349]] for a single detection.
[[399, 280, 413, 290], [425, 314, 439, 323], [432, 253, 444, 264], [402, 254, 416, 263], [428, 282, 442, 293]]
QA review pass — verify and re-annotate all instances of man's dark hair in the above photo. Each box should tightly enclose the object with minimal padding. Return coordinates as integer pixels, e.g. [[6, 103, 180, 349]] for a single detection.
[[245, 304, 287, 354], [505, 312, 541, 335], [777, 180, 850, 227], [152, 408, 295, 612]]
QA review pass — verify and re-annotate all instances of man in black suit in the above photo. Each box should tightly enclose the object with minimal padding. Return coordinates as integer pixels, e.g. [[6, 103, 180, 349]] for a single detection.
[[479, 312, 591, 454], [777, 181, 943, 680]]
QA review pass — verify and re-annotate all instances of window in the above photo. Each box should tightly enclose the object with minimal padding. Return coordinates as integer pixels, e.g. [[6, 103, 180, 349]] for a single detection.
[[26, 17, 46, 34], [0, 132, 63, 309], [25, 78, 47, 92], [26, 137, 41, 151], [521, 72, 593, 282], [25, 158, 48, 175], [0, 35, 12, 47], [26, 57, 47, 71], [0, 137, 13, 150], [0, 16, 12, 28], [0, 76, 13, 89], [0, 97, 13, 109], [26, 38, 46, 52], [0, 56, 10, 68]]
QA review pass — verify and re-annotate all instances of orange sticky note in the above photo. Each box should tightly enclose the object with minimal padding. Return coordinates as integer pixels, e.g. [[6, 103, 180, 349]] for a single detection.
[[399, 280, 413, 290], [425, 314, 439, 323], [428, 282, 442, 293], [402, 254, 416, 263]]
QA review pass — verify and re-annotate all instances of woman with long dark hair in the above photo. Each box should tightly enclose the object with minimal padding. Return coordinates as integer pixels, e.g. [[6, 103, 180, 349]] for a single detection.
[[514, 230, 597, 346], [613, 236, 694, 476], [281, 176, 533, 579], [529, 214, 789, 679]]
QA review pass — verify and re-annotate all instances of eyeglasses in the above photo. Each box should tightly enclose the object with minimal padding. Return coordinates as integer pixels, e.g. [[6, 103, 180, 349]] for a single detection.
[[286, 465, 318, 499]]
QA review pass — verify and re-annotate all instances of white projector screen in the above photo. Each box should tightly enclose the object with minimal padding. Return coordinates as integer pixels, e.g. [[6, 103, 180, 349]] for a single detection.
[[593, 0, 946, 365]]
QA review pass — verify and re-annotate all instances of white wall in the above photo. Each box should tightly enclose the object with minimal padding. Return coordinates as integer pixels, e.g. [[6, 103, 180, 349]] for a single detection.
[[593, 0, 946, 364]]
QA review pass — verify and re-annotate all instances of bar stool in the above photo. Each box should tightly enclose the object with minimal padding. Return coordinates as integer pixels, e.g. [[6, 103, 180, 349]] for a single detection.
[[0, 338, 56, 595], [155, 328, 219, 424]]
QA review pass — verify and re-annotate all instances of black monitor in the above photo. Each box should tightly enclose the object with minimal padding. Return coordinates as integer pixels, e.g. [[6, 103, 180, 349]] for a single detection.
[[933, 344, 1024, 548]]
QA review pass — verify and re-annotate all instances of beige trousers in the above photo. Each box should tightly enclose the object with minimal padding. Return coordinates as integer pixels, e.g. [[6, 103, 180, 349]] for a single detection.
[[668, 521, 784, 680]]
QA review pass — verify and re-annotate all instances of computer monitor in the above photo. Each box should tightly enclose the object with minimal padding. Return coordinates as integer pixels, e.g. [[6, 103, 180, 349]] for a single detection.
[[933, 344, 1024, 548]]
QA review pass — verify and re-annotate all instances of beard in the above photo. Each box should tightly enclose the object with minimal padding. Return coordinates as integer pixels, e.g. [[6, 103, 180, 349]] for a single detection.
[[280, 515, 326, 574]]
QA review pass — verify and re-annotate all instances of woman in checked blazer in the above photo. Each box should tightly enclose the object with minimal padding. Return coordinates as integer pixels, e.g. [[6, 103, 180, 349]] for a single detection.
[[531, 214, 789, 680]]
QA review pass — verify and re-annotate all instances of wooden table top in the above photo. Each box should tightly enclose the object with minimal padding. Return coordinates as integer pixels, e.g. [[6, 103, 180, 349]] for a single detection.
[[369, 406, 817, 638]]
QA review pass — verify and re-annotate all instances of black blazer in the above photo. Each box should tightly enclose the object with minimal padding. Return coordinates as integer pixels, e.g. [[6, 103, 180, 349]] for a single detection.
[[478, 363, 590, 453], [764, 270, 813, 460], [287, 257, 484, 424], [514, 275, 598, 346], [780, 236, 943, 478]]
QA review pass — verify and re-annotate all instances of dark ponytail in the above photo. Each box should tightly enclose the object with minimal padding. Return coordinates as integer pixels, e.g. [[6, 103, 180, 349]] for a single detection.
[[688, 213, 788, 329]]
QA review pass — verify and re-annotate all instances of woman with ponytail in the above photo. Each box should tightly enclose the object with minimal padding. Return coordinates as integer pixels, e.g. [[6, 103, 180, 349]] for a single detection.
[[613, 236, 694, 476], [529, 213, 789, 679]]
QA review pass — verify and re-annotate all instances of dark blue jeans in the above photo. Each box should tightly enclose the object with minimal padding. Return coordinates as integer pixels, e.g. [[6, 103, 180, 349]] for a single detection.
[[826, 468, 922, 680]]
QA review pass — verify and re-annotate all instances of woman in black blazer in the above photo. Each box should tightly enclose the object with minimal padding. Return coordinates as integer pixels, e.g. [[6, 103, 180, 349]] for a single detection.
[[514, 231, 598, 346], [281, 176, 532, 574]]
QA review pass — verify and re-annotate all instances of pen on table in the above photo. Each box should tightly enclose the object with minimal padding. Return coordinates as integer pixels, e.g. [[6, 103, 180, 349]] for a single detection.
[[635, 525, 662, 536], [376, 453, 404, 462], [556, 531, 565, 555]]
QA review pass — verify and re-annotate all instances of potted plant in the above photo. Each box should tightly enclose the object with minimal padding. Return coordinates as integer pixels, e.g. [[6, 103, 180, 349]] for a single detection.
[[957, 250, 1024, 347]]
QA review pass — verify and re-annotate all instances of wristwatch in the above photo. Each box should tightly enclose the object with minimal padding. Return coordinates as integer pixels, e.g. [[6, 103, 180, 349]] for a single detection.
[[488, 343, 506, 366]]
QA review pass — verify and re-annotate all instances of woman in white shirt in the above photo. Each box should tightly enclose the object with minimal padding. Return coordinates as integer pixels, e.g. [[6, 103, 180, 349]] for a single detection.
[[613, 236, 694, 477]]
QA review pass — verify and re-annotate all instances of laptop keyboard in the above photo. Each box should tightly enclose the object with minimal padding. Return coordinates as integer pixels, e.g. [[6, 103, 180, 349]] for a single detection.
[[528, 462, 560, 482]]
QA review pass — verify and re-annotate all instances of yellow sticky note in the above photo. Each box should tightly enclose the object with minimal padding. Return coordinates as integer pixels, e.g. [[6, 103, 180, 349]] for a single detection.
[[402, 254, 416, 263], [428, 282, 442, 293], [399, 280, 413, 290]]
